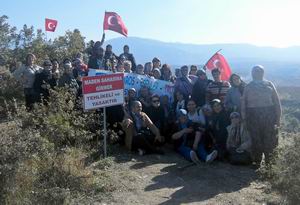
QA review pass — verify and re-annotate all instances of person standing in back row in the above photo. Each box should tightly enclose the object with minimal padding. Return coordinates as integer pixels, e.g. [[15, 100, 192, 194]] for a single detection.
[[241, 65, 281, 166], [206, 68, 230, 104], [174, 65, 194, 101], [192, 69, 212, 107], [119, 45, 136, 72], [13, 53, 43, 110]]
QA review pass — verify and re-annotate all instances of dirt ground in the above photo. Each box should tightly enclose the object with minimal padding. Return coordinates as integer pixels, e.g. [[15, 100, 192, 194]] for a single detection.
[[99, 146, 280, 205]]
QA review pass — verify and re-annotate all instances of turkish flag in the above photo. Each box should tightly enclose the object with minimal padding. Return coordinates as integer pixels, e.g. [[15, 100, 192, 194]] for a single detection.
[[205, 52, 232, 81], [45, 18, 58, 32], [103, 12, 128, 37]]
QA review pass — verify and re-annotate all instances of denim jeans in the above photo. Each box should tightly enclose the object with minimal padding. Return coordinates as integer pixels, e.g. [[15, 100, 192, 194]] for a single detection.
[[178, 143, 208, 161]]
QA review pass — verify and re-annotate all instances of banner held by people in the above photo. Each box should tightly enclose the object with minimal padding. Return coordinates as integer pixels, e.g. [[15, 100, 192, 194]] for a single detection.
[[88, 69, 174, 100], [103, 11, 128, 37]]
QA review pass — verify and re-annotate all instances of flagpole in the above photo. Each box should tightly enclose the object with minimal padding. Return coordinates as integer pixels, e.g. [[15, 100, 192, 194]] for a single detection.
[[204, 49, 222, 69]]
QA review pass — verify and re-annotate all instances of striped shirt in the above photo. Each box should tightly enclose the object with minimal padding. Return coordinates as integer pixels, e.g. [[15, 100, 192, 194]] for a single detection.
[[206, 81, 231, 103]]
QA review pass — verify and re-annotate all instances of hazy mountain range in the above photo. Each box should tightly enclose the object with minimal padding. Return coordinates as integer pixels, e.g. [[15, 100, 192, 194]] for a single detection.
[[105, 37, 300, 86]]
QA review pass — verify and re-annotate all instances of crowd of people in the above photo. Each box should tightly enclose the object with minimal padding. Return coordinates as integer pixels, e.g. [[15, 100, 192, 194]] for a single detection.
[[12, 38, 282, 167]]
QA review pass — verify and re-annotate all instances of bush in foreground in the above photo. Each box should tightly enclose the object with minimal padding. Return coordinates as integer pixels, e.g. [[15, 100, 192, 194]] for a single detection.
[[0, 87, 116, 204], [261, 133, 300, 204]]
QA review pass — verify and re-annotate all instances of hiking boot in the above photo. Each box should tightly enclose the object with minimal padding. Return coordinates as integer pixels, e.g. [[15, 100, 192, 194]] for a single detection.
[[206, 150, 218, 163], [190, 150, 201, 164]]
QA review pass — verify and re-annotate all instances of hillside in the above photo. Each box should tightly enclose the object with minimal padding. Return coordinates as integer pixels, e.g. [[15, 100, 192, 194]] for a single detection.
[[105, 37, 300, 86]]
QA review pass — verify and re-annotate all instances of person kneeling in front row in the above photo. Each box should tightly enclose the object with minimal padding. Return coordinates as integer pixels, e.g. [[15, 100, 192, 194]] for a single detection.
[[172, 109, 218, 164], [122, 101, 164, 155]]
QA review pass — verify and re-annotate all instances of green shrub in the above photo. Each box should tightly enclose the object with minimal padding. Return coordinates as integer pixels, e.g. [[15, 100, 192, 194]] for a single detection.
[[261, 133, 300, 204], [0, 87, 115, 204], [13, 87, 100, 150], [0, 66, 24, 119]]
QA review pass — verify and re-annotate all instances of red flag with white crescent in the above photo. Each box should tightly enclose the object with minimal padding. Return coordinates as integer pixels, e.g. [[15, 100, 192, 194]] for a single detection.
[[205, 52, 232, 81], [103, 12, 128, 37], [45, 18, 58, 32]]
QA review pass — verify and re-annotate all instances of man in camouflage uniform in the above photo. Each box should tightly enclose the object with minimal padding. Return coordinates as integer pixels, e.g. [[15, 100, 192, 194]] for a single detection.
[[241, 65, 281, 165]]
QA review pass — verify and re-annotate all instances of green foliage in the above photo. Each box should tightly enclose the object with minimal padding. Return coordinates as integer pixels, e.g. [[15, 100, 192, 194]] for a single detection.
[[0, 87, 113, 204], [0, 15, 17, 66], [0, 66, 24, 118], [261, 89, 300, 204], [261, 133, 300, 204], [14, 87, 100, 150], [0, 15, 87, 69]]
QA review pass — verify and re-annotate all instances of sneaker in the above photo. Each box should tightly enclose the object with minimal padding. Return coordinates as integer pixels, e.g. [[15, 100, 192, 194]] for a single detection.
[[206, 150, 218, 163], [190, 150, 201, 164]]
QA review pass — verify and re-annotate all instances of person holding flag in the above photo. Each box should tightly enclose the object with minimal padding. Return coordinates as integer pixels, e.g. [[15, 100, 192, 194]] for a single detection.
[[206, 68, 231, 104], [205, 51, 232, 81], [205, 51, 231, 104]]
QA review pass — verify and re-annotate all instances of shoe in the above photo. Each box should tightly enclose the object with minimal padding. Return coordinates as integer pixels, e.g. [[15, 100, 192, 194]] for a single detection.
[[206, 150, 218, 163], [190, 150, 201, 164]]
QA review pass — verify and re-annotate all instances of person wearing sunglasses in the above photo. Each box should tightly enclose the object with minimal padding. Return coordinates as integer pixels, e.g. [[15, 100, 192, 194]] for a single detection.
[[145, 94, 165, 135]]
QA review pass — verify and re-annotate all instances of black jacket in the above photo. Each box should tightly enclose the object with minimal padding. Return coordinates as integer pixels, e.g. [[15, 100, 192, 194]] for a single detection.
[[33, 70, 57, 102], [145, 106, 165, 131], [192, 78, 212, 107]]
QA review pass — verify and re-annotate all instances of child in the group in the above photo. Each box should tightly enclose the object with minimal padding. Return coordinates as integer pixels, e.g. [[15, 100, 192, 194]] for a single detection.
[[172, 109, 218, 164]]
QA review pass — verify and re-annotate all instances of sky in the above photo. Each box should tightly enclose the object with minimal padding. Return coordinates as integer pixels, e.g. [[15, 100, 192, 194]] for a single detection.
[[1, 0, 300, 48]]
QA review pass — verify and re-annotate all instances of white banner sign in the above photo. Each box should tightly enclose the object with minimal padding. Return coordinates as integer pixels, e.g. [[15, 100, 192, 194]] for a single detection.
[[82, 73, 124, 110], [88, 69, 175, 99]]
